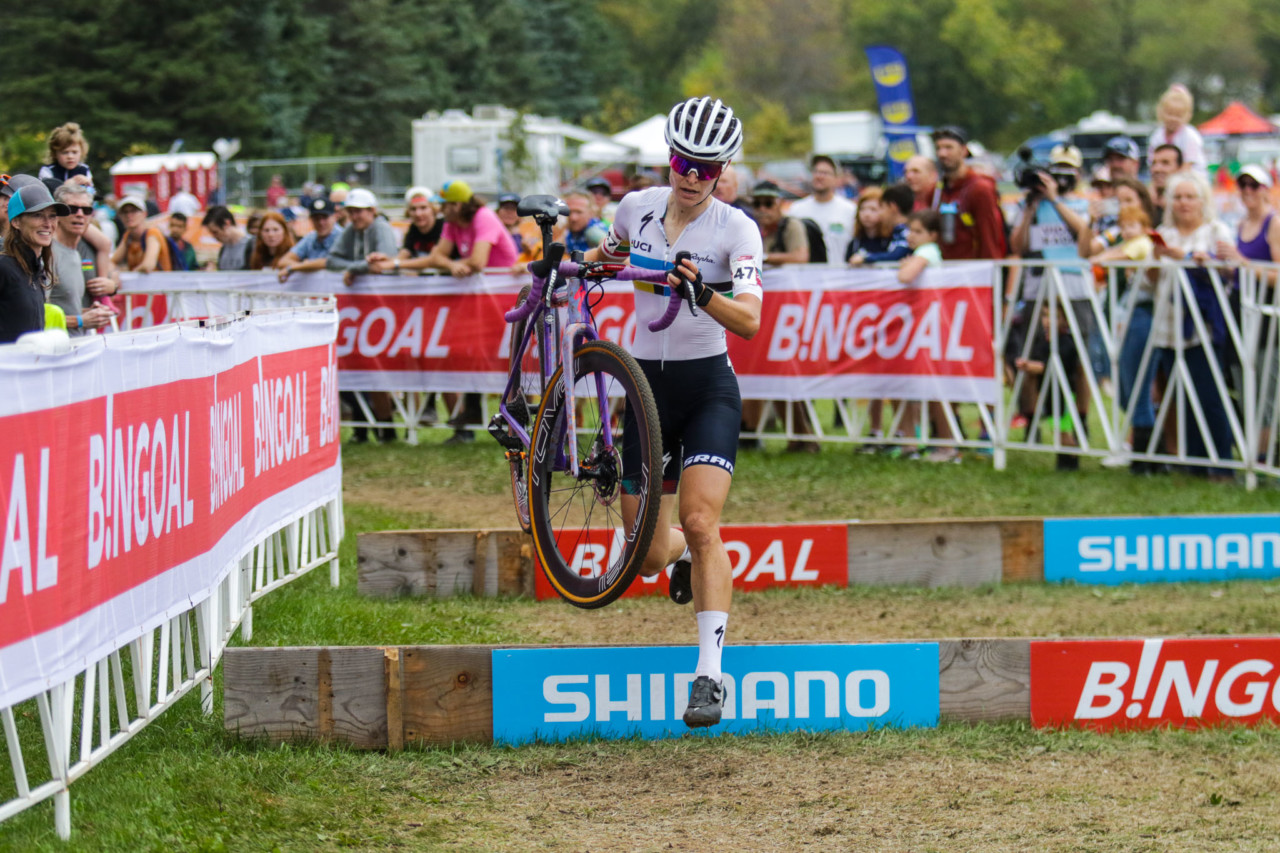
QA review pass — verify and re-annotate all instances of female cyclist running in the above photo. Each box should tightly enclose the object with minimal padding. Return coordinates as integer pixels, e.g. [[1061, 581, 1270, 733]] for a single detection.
[[584, 96, 764, 727]]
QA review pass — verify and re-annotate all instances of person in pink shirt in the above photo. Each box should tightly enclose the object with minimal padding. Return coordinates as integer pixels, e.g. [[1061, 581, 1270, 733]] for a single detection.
[[418, 180, 517, 275]]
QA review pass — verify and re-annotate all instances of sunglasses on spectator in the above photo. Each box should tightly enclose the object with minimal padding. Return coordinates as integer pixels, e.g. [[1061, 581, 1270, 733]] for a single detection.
[[1238, 179, 1263, 190], [66, 205, 94, 215], [751, 197, 777, 209], [669, 152, 725, 182]]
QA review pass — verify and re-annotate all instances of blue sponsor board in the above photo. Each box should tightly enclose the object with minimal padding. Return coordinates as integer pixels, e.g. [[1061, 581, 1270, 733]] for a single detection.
[[1044, 514, 1280, 585], [491, 643, 938, 745]]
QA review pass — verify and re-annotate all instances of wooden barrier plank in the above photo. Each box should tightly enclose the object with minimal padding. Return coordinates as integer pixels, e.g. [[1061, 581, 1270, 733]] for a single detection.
[[493, 531, 536, 597], [400, 646, 495, 745], [357, 530, 478, 598], [938, 638, 1031, 722], [999, 520, 1044, 582], [224, 647, 388, 748], [847, 521, 1003, 588]]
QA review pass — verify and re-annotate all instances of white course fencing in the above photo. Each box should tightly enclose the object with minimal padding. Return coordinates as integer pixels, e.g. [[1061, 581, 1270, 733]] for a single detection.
[[0, 306, 344, 839]]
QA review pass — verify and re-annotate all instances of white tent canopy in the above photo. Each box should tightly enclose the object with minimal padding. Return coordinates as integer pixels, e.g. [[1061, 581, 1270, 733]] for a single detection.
[[579, 115, 669, 167]]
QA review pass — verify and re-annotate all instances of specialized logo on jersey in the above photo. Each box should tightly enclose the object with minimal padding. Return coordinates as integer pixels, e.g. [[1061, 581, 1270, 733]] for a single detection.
[[638, 210, 657, 237]]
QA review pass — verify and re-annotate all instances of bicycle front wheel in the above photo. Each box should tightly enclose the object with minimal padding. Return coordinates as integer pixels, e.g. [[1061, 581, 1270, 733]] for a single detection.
[[505, 286, 537, 533], [528, 340, 662, 608]]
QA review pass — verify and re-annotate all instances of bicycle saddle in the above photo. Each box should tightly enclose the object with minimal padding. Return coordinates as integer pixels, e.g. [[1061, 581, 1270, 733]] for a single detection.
[[517, 194, 569, 223]]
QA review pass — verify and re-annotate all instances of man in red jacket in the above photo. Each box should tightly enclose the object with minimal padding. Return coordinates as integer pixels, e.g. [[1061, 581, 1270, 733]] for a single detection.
[[931, 126, 1007, 260]]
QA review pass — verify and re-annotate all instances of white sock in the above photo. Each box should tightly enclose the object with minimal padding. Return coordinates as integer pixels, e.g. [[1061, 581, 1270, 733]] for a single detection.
[[678, 542, 692, 564], [694, 611, 728, 681]]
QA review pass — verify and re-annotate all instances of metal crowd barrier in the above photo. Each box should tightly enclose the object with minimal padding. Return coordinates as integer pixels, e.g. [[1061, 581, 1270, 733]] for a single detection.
[[1, 307, 344, 839], [111, 265, 1280, 488]]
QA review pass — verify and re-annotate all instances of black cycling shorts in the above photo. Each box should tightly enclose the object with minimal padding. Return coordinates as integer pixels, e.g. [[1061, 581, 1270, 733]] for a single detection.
[[622, 352, 742, 495]]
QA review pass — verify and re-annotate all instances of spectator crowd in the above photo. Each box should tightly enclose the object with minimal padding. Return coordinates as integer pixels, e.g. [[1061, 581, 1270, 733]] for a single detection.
[[2, 86, 1273, 477]]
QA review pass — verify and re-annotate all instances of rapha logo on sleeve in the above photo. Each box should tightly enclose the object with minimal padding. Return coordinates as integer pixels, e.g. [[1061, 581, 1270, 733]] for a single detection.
[[1044, 515, 1280, 585], [491, 643, 939, 744]]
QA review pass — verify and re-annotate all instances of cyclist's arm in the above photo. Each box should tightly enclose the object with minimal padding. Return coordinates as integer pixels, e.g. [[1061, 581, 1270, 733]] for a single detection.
[[701, 288, 761, 339]]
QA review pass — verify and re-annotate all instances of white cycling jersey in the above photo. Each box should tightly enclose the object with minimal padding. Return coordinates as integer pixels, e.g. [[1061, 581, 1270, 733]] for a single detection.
[[601, 187, 764, 362]]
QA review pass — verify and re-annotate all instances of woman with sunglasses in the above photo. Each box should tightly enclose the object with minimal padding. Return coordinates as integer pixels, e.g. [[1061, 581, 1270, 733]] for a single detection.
[[583, 96, 764, 729], [1218, 165, 1280, 462]]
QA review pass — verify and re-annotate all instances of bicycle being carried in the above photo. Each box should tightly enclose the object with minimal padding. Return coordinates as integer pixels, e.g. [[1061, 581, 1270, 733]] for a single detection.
[[489, 194, 698, 608]]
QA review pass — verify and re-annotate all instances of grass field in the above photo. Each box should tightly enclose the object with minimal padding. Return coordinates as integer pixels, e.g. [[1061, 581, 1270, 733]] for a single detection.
[[4, 436, 1280, 851]]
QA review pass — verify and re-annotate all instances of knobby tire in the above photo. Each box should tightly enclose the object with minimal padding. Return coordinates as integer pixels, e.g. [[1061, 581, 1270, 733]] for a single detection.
[[528, 340, 662, 608]]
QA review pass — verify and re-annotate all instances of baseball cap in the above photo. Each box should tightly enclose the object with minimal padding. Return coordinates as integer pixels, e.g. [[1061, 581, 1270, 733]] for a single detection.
[[1049, 144, 1083, 170], [308, 197, 337, 216], [750, 180, 783, 198], [1103, 135, 1140, 161], [404, 186, 435, 204], [0, 174, 42, 200], [497, 192, 520, 206], [344, 188, 378, 209], [440, 180, 473, 204], [9, 182, 71, 220], [1090, 165, 1112, 186], [116, 194, 147, 213], [1237, 164, 1273, 188], [931, 125, 968, 146], [585, 177, 611, 192]]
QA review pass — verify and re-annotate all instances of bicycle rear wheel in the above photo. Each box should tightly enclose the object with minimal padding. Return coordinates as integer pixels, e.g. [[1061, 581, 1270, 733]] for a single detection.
[[505, 286, 538, 533], [528, 339, 662, 608]]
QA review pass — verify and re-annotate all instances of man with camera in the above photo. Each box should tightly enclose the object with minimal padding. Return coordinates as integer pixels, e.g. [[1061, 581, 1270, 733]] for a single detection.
[[1007, 144, 1095, 465], [931, 126, 1006, 260]]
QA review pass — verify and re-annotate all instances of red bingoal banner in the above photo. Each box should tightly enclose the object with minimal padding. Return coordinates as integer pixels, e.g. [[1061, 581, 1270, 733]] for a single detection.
[[0, 311, 342, 710], [119, 264, 998, 403]]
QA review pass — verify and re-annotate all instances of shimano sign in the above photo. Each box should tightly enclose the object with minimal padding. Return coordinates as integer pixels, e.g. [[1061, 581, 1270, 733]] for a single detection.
[[491, 643, 938, 744], [1044, 515, 1280, 585]]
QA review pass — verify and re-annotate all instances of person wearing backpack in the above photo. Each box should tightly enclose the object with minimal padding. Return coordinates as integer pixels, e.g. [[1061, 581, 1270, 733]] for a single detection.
[[750, 180, 809, 265], [110, 195, 175, 272], [787, 154, 854, 265]]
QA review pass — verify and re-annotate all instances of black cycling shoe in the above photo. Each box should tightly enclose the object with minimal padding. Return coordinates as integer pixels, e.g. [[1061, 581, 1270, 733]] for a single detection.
[[682, 676, 724, 728], [668, 559, 692, 605]]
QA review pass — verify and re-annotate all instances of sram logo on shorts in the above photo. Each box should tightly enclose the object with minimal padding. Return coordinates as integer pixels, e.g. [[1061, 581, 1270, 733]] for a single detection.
[[1031, 638, 1280, 730], [534, 523, 848, 600]]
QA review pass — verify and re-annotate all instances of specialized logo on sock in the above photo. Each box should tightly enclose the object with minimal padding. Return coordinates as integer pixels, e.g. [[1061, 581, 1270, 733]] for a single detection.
[[491, 643, 940, 743], [715, 625, 725, 648]]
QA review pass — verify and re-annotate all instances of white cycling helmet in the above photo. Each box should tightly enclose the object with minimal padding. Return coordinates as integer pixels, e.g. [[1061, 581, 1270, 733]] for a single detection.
[[664, 97, 743, 163]]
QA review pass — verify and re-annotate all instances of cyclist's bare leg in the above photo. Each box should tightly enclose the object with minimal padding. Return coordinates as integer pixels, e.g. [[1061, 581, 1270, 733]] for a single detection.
[[677, 464, 733, 613], [621, 493, 687, 578]]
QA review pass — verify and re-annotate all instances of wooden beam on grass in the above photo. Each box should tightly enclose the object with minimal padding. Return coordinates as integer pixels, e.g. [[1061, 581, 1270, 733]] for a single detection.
[[358, 529, 534, 598], [938, 638, 1031, 722], [847, 520, 1004, 587]]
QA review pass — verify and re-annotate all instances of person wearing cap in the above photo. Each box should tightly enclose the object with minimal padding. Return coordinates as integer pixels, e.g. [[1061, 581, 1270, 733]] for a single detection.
[[1219, 164, 1280, 460], [584, 176, 617, 224], [930, 125, 1007, 261], [112, 195, 176, 272], [277, 196, 345, 282], [324, 188, 398, 286], [1008, 143, 1094, 455], [1, 182, 69, 343], [491, 192, 531, 259], [200, 205, 253, 271], [1102, 136, 1141, 181], [416, 180, 517, 277], [749, 180, 809, 266], [0, 174, 45, 245]]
